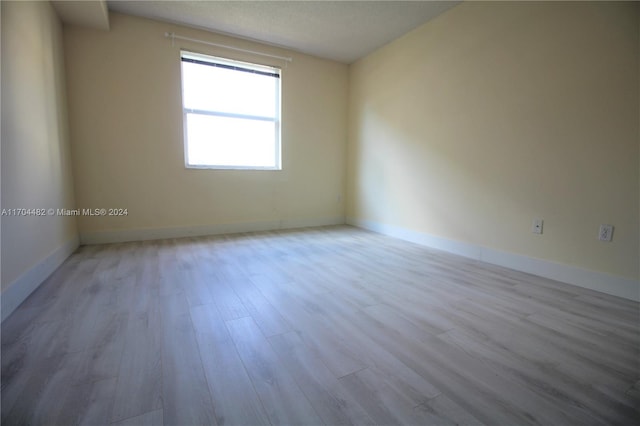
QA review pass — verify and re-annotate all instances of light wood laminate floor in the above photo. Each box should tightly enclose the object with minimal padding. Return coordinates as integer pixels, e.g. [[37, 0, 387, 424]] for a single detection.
[[2, 226, 639, 425]]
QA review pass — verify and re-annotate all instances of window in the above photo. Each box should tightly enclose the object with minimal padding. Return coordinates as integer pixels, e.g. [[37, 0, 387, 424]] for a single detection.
[[180, 51, 281, 169]]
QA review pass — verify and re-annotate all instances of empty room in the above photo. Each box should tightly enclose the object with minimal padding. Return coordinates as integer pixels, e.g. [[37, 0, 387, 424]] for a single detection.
[[1, 0, 639, 424]]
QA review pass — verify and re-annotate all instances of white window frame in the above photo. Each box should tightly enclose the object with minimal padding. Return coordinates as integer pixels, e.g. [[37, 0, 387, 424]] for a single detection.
[[180, 51, 282, 170]]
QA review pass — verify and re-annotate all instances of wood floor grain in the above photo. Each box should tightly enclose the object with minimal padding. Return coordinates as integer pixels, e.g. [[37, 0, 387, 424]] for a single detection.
[[2, 225, 639, 425]]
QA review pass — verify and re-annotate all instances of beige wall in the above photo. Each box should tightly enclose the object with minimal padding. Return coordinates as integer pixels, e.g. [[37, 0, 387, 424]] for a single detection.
[[64, 13, 348, 242], [1, 1, 78, 293], [348, 2, 639, 282]]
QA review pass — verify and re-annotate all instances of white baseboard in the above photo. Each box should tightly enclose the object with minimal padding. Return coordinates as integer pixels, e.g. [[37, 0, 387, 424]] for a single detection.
[[80, 216, 346, 245], [2, 236, 80, 322], [348, 218, 639, 302]]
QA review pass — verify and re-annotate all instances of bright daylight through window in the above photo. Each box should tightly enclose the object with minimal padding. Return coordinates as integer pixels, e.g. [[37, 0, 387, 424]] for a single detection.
[[180, 51, 281, 169]]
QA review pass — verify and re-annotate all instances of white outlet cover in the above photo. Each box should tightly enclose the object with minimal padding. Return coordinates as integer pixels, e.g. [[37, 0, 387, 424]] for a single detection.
[[598, 224, 613, 242], [532, 219, 543, 234]]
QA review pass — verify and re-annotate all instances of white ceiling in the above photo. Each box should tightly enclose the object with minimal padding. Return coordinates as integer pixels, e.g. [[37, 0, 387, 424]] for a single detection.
[[106, 1, 460, 64]]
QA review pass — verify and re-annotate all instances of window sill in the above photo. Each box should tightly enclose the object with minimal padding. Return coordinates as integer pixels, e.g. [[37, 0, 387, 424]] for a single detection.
[[185, 164, 282, 171]]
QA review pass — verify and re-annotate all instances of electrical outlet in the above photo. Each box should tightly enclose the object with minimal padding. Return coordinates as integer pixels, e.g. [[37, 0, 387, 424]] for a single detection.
[[598, 224, 613, 242], [532, 219, 543, 235]]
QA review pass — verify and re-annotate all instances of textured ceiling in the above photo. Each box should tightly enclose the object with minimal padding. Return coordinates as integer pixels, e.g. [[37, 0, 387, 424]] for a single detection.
[[106, 1, 460, 63]]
